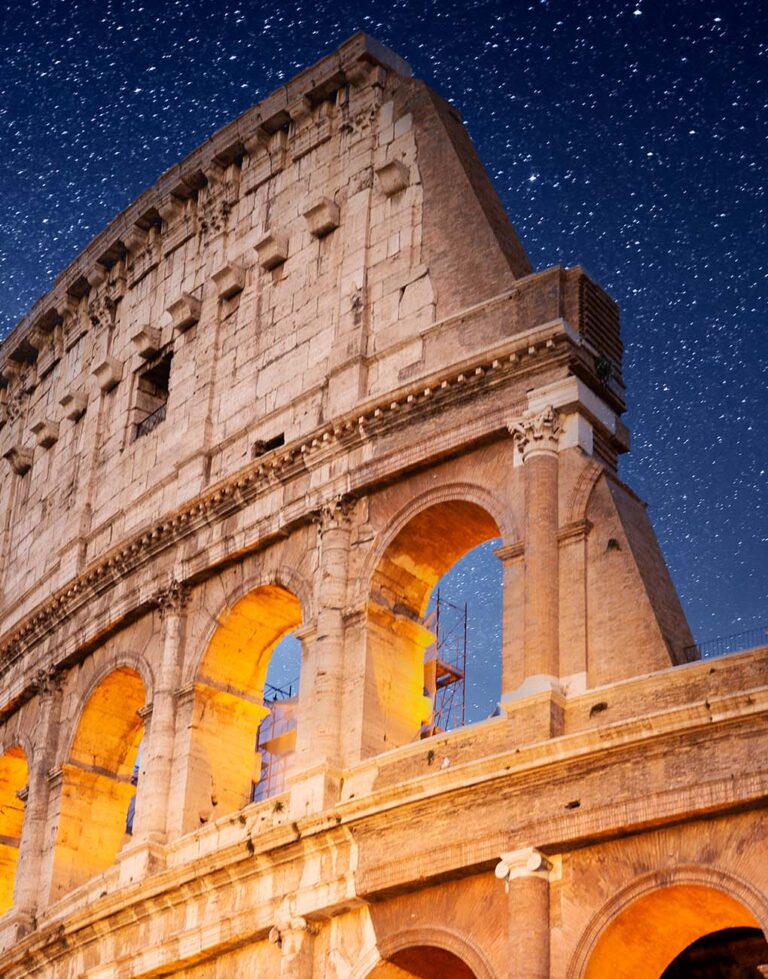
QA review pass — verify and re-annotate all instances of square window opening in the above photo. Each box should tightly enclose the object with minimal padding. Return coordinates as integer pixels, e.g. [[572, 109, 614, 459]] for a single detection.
[[134, 351, 173, 440]]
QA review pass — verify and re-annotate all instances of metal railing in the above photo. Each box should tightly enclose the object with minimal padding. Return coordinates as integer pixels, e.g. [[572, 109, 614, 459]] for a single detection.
[[135, 401, 167, 439], [684, 625, 768, 660]]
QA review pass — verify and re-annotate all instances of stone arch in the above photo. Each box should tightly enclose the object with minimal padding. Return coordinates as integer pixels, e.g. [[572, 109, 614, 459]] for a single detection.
[[49, 666, 146, 903], [352, 926, 495, 979], [184, 563, 314, 688], [173, 575, 306, 834], [57, 652, 155, 768], [568, 866, 768, 979], [566, 460, 604, 525], [357, 481, 516, 608], [0, 744, 28, 916], [359, 486, 505, 756]]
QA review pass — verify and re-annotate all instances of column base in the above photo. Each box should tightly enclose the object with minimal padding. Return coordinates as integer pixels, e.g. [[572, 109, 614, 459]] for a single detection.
[[500, 679, 565, 740], [287, 764, 343, 818], [117, 836, 167, 887], [0, 909, 35, 952]]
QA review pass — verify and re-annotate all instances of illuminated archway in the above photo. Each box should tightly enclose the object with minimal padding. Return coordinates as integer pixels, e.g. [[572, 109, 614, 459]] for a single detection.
[[0, 745, 28, 915], [176, 584, 303, 832], [367, 946, 477, 978], [50, 667, 145, 901], [580, 881, 768, 979], [662, 926, 768, 975], [365, 500, 501, 754]]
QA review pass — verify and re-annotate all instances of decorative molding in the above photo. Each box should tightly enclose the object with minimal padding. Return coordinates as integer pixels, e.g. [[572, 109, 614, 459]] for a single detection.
[[557, 519, 593, 545], [313, 494, 356, 532], [154, 580, 191, 619], [30, 665, 63, 697], [494, 541, 524, 565], [268, 915, 318, 948], [509, 405, 561, 459], [88, 291, 117, 330]]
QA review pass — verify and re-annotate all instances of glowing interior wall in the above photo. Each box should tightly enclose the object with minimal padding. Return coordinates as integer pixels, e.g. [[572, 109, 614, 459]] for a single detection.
[[365, 501, 501, 755], [174, 585, 302, 833], [50, 668, 144, 902], [0, 746, 28, 915], [584, 884, 763, 979]]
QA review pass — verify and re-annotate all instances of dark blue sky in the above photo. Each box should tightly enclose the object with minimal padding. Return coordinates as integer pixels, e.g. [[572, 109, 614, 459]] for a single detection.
[[1, 0, 766, 692]]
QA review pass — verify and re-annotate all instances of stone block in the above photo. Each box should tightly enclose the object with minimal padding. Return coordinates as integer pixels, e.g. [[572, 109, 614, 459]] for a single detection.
[[31, 418, 60, 449], [303, 197, 340, 238], [3, 445, 33, 475], [211, 261, 245, 299], [59, 390, 88, 420], [130, 324, 163, 359], [375, 159, 410, 196], [167, 293, 201, 334], [93, 356, 122, 392], [255, 232, 289, 270]]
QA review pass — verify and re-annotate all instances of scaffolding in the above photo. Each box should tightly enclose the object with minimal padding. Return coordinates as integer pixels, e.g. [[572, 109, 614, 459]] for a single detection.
[[251, 679, 298, 803], [423, 590, 468, 735]]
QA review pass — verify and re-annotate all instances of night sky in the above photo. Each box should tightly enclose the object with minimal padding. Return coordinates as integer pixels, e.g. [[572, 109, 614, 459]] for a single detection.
[[1, 1, 765, 720]]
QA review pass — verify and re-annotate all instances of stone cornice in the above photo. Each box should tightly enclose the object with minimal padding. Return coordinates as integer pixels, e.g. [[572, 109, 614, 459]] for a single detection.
[[0, 324, 582, 689]]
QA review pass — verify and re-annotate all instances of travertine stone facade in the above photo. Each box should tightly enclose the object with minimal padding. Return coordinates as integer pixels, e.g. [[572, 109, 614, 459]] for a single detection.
[[0, 33, 765, 978]]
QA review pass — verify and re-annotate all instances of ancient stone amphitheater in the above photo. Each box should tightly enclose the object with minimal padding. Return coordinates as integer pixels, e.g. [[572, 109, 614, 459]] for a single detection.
[[0, 33, 766, 979]]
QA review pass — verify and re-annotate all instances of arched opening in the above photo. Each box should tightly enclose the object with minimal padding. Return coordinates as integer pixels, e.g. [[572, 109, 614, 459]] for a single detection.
[[368, 945, 478, 978], [51, 667, 145, 901], [177, 585, 303, 832], [0, 745, 28, 915], [366, 500, 502, 754], [662, 926, 768, 976], [252, 631, 302, 803], [583, 883, 767, 979]]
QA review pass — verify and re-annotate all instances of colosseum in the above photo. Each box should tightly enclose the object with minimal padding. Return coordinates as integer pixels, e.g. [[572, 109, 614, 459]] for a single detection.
[[0, 32, 766, 978]]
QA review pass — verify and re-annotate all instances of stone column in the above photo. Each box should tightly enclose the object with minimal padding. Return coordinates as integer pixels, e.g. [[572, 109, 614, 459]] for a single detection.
[[292, 497, 354, 812], [510, 407, 561, 687], [495, 847, 552, 979], [12, 667, 63, 924], [269, 915, 317, 979], [495, 541, 525, 697], [131, 580, 189, 843]]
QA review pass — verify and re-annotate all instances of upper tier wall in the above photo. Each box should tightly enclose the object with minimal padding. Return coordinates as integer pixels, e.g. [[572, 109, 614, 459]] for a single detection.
[[0, 34, 624, 641]]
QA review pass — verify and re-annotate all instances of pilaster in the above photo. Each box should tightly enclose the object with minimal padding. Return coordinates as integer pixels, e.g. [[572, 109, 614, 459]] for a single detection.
[[131, 580, 189, 846], [509, 406, 561, 691], [12, 667, 63, 923], [293, 497, 355, 801]]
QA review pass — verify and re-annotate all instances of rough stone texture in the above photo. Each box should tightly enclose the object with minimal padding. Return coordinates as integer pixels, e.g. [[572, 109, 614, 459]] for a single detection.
[[0, 32, 765, 979]]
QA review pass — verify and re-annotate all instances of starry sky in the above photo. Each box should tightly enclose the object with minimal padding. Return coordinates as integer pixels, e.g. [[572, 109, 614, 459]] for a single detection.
[[1, 0, 765, 719]]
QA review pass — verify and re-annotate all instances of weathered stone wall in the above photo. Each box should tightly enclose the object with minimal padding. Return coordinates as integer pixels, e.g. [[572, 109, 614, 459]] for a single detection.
[[0, 32, 763, 979]]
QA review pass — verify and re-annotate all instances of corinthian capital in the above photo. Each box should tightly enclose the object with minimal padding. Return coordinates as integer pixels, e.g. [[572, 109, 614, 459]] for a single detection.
[[509, 405, 561, 460], [31, 665, 64, 697], [313, 494, 355, 533], [155, 579, 190, 618]]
